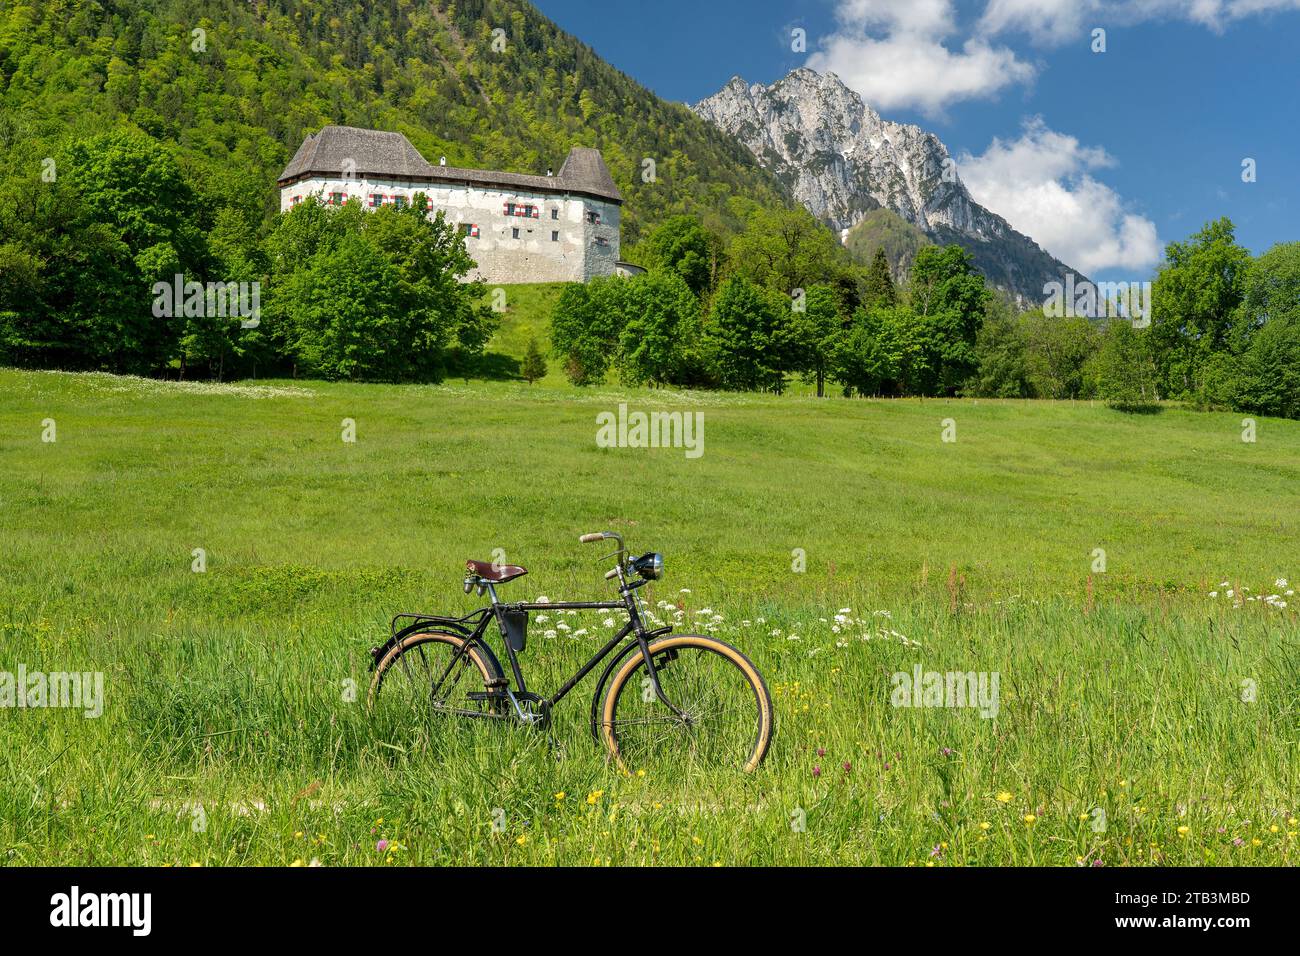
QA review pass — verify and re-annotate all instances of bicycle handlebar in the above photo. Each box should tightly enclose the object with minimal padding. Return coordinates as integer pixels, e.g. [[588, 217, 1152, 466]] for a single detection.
[[579, 532, 605, 543]]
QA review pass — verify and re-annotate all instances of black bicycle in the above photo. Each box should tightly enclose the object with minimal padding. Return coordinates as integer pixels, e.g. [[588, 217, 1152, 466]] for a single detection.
[[368, 531, 773, 773]]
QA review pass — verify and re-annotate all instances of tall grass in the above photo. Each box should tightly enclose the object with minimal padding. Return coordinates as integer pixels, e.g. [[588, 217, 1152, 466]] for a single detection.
[[1, 369, 1296, 865]]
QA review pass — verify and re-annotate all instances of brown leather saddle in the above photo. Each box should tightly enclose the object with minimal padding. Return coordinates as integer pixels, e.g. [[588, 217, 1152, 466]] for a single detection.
[[465, 559, 528, 584]]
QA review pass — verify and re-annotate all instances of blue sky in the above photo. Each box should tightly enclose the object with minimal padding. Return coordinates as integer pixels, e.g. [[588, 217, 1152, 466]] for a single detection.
[[533, 0, 1300, 282]]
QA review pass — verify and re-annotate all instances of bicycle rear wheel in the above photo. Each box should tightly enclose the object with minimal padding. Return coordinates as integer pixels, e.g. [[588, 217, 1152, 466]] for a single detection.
[[599, 634, 773, 773], [368, 631, 505, 718]]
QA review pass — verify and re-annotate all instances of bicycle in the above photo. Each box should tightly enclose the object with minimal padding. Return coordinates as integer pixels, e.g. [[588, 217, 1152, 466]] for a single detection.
[[368, 531, 773, 773]]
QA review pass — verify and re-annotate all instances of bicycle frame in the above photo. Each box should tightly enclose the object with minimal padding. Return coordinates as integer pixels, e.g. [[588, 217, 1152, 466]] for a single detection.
[[381, 573, 684, 728]]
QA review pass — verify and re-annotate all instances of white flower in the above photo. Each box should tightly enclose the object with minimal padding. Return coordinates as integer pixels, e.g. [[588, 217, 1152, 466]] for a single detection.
[[556, 622, 571, 631], [1275, 578, 1289, 588], [695, 608, 713, 615], [602, 618, 615, 627], [543, 629, 557, 639], [1226, 590, 1235, 598], [573, 628, 588, 637], [679, 588, 691, 594], [786, 634, 801, 641], [534, 613, 549, 623], [1208, 592, 1218, 598], [535, 596, 550, 603], [838, 607, 851, 614]]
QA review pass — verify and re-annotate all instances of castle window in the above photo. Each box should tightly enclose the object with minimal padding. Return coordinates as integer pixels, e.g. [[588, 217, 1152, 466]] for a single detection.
[[329, 192, 345, 206], [504, 202, 538, 218], [460, 223, 479, 238], [393, 195, 407, 209], [551, 230, 559, 242], [586, 210, 601, 225], [369, 194, 383, 207], [290, 195, 302, 206], [551, 207, 559, 220], [512, 227, 520, 239]]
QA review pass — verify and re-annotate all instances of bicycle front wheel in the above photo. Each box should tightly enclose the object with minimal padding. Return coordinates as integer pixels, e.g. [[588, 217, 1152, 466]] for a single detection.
[[599, 634, 773, 773]]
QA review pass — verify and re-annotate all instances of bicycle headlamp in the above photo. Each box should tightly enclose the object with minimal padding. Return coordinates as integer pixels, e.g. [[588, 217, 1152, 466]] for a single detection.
[[631, 552, 664, 580]]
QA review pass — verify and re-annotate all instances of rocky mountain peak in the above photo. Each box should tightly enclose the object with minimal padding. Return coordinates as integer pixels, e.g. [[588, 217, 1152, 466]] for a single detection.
[[692, 69, 1084, 303]]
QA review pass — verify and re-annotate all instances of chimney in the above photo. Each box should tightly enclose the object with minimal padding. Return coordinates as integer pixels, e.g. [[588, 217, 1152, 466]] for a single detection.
[[546, 166, 553, 177], [439, 156, 447, 166]]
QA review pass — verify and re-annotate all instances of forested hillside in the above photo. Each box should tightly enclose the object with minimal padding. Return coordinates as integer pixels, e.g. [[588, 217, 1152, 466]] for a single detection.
[[0, 0, 792, 240]]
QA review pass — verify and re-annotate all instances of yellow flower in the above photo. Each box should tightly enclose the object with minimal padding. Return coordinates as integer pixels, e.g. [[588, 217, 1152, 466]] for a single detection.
[[1177, 826, 1190, 836], [996, 791, 1013, 803], [1023, 814, 1037, 825], [978, 821, 991, 831], [515, 834, 528, 846], [290, 859, 305, 867], [1251, 838, 1262, 847], [636, 769, 647, 778], [554, 791, 566, 801], [145, 834, 155, 841], [586, 790, 604, 805], [1269, 824, 1280, 833], [1289, 817, 1298, 827], [1078, 813, 1089, 822], [294, 831, 304, 839], [692, 835, 703, 845]]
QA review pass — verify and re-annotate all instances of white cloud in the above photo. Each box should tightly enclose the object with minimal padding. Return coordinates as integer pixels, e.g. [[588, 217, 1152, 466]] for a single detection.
[[979, 0, 1300, 43], [806, 0, 1036, 117], [956, 118, 1162, 274]]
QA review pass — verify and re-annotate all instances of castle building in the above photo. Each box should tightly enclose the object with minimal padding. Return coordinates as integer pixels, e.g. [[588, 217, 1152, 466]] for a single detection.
[[277, 126, 624, 284]]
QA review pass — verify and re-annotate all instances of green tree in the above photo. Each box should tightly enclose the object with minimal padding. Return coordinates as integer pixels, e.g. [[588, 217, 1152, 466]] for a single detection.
[[1149, 218, 1252, 400], [615, 270, 701, 387], [789, 284, 844, 397], [550, 280, 618, 385], [521, 336, 548, 384], [1091, 319, 1159, 411], [728, 205, 849, 296], [862, 247, 896, 310], [703, 276, 791, 393], [1022, 314, 1101, 400], [639, 215, 724, 296], [965, 299, 1031, 398]]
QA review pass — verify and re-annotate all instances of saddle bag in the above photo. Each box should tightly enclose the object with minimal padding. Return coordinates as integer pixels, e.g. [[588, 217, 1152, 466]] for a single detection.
[[498, 608, 528, 652]]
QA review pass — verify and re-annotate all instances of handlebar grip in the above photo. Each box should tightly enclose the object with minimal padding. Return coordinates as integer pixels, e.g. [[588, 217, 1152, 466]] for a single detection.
[[580, 532, 605, 543], [604, 566, 621, 580]]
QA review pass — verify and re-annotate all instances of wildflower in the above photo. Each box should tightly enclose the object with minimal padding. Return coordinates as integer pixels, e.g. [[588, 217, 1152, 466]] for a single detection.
[[816, 747, 826, 757], [1023, 814, 1037, 825], [996, 791, 1013, 803], [941, 747, 953, 758], [376, 839, 389, 852], [979, 822, 991, 831], [1177, 826, 1190, 837], [843, 762, 852, 773], [1269, 824, 1280, 833], [516, 834, 528, 846], [812, 765, 822, 778], [586, 790, 604, 805], [636, 769, 646, 778], [554, 791, 566, 801]]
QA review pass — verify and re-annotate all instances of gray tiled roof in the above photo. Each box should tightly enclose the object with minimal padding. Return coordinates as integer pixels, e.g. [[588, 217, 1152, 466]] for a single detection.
[[279, 126, 622, 203]]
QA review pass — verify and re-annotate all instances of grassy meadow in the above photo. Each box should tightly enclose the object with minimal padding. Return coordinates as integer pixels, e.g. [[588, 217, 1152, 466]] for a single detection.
[[1, 367, 1298, 866]]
